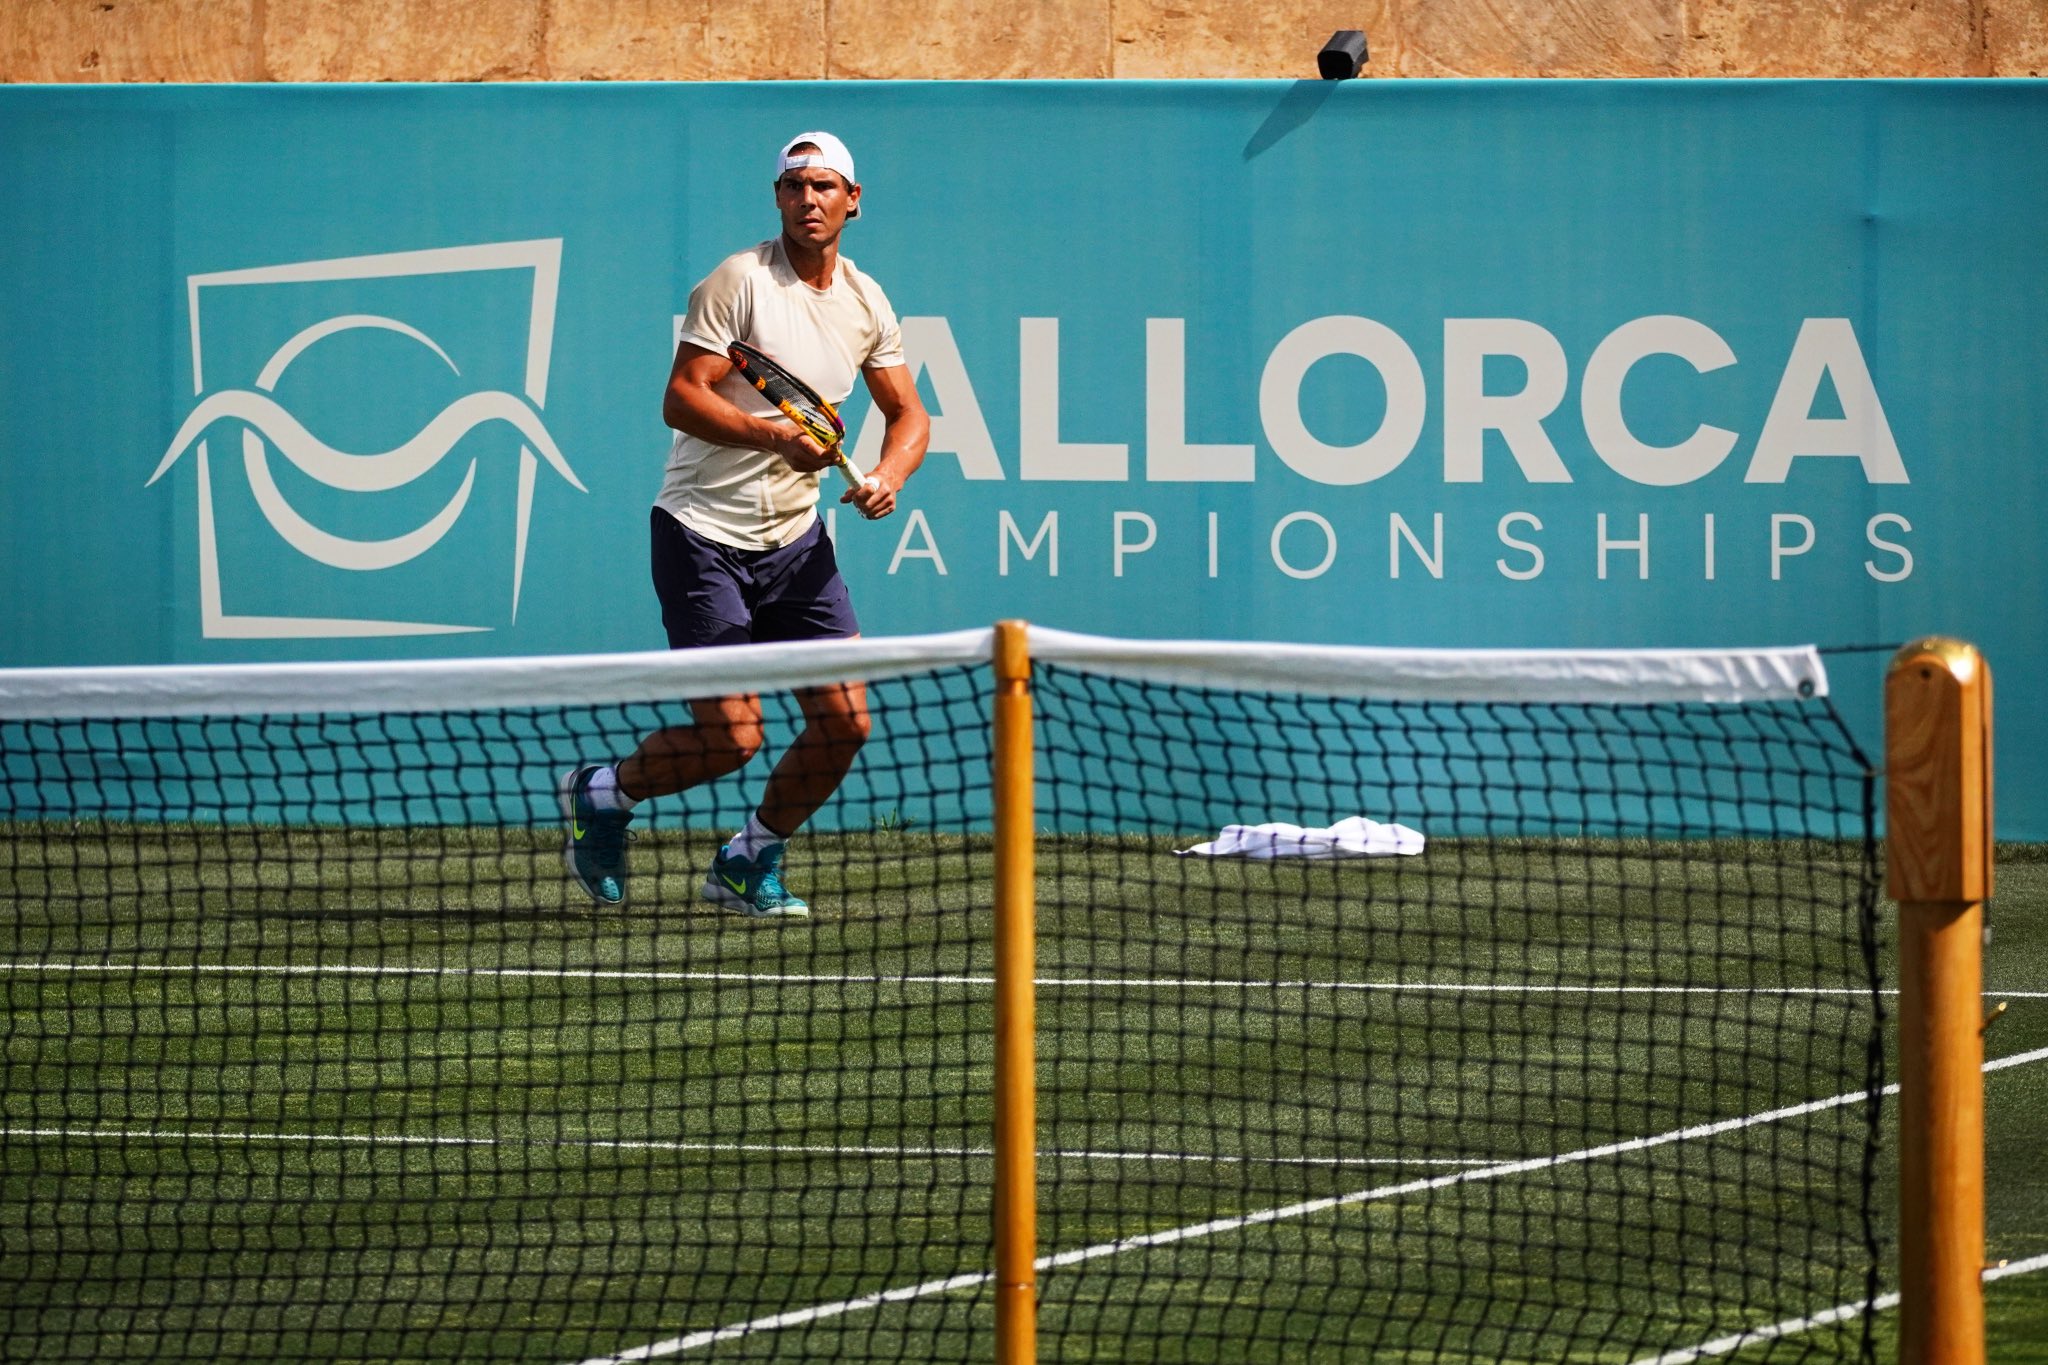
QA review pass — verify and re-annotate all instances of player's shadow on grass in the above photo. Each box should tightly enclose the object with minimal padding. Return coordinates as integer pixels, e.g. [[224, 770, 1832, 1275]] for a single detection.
[[1244, 80, 1337, 161]]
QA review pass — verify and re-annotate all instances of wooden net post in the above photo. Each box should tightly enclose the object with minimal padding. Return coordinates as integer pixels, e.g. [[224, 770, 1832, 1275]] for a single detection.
[[1886, 638, 1992, 1365], [991, 620, 1038, 1365]]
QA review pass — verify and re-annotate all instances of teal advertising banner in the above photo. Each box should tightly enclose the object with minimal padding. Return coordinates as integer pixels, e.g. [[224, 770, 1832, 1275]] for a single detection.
[[1, 81, 2043, 834]]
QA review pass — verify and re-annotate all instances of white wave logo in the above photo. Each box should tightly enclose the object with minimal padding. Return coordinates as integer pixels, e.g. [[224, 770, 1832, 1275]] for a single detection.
[[150, 241, 583, 639]]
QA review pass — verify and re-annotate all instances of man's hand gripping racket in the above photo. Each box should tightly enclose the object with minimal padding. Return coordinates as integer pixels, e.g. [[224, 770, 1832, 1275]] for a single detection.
[[727, 341, 887, 515]]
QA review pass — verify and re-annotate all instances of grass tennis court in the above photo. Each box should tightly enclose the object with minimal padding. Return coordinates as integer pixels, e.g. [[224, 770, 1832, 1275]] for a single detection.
[[11, 821, 2019, 1362], [1872, 852, 2048, 1364]]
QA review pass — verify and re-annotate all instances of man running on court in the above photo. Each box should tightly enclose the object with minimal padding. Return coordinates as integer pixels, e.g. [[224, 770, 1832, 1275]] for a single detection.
[[561, 130, 930, 918]]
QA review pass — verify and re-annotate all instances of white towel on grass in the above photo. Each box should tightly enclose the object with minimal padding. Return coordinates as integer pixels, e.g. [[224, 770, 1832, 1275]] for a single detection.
[[1175, 816, 1425, 860]]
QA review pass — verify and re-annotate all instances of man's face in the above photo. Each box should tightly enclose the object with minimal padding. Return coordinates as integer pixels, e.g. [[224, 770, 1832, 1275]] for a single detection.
[[776, 165, 858, 249]]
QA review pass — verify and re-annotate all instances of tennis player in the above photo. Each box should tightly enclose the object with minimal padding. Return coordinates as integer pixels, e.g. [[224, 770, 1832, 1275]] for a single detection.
[[561, 130, 930, 917]]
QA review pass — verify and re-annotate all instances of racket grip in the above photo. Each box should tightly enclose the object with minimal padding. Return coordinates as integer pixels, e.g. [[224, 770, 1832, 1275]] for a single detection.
[[833, 448, 870, 490]]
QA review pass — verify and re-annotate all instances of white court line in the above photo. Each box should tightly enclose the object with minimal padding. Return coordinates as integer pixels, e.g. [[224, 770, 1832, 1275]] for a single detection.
[[570, 1042, 2048, 1365], [1985, 1254, 2048, 1283], [0, 1125, 1490, 1170], [1629, 1252, 2048, 1364], [4, 960, 2007, 996]]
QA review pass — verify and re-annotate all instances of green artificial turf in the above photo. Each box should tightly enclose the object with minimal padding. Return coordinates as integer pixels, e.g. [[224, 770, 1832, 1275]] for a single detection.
[[1861, 850, 2048, 1365], [2, 824, 2039, 1362]]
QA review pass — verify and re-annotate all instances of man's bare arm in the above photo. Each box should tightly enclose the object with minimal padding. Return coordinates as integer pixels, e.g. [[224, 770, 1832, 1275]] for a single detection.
[[663, 341, 836, 474], [842, 363, 930, 519]]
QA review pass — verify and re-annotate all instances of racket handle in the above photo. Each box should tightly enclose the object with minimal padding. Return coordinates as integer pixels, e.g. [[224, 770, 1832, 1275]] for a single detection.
[[833, 447, 870, 491]]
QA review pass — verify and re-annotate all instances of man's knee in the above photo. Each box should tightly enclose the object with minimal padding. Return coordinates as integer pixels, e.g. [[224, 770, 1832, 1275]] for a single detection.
[[651, 714, 763, 771], [817, 704, 871, 748], [706, 717, 767, 768]]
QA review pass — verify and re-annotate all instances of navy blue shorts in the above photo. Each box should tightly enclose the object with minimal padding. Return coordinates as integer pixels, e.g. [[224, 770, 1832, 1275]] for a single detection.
[[650, 509, 860, 649]]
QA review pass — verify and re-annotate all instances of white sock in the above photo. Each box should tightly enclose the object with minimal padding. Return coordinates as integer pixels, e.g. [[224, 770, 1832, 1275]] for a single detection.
[[729, 812, 785, 861], [586, 765, 637, 813]]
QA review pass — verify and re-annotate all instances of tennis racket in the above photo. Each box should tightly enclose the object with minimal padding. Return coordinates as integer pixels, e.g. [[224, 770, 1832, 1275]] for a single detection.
[[727, 341, 870, 492]]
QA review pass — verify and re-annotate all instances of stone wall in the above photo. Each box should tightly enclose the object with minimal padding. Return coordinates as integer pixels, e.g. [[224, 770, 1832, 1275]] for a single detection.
[[3, 0, 2043, 81]]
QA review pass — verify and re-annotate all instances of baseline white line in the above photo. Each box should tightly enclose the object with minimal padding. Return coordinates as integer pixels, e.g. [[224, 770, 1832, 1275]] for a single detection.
[[575, 1270, 994, 1363], [0, 1126, 1491, 1170], [573, 1042, 2048, 1365], [1629, 1252, 2048, 1364], [1629, 1293, 1898, 1365], [1990, 1252, 2048, 1283], [1983, 1044, 2048, 1076], [0, 961, 1968, 997]]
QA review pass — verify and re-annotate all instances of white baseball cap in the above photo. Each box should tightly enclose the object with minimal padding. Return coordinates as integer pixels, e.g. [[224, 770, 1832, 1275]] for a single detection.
[[776, 131, 860, 218]]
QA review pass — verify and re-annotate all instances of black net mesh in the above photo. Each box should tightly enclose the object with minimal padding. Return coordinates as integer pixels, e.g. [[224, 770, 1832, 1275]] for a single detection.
[[1, 666, 999, 1363], [0, 646, 1886, 1362], [1029, 662, 1885, 1364]]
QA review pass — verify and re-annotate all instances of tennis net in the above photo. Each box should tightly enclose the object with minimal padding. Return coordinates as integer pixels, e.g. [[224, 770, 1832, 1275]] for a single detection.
[[1022, 629, 1883, 1364], [0, 627, 1886, 1362]]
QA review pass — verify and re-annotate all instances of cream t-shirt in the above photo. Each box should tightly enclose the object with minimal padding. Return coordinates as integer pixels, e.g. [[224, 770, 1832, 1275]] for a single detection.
[[658, 237, 906, 550]]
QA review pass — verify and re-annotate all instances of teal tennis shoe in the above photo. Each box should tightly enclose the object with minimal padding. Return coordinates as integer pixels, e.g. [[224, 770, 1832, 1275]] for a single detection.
[[702, 841, 810, 919], [559, 765, 633, 905]]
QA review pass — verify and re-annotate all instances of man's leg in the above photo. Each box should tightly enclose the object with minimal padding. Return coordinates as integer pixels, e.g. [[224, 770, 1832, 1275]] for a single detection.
[[564, 512, 762, 905], [759, 681, 872, 834], [702, 681, 871, 920], [564, 697, 767, 906], [698, 516, 869, 919], [618, 694, 766, 800], [743, 518, 866, 831]]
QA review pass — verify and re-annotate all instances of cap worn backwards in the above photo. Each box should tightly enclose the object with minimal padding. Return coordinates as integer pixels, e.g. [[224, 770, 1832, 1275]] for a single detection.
[[776, 131, 861, 219]]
